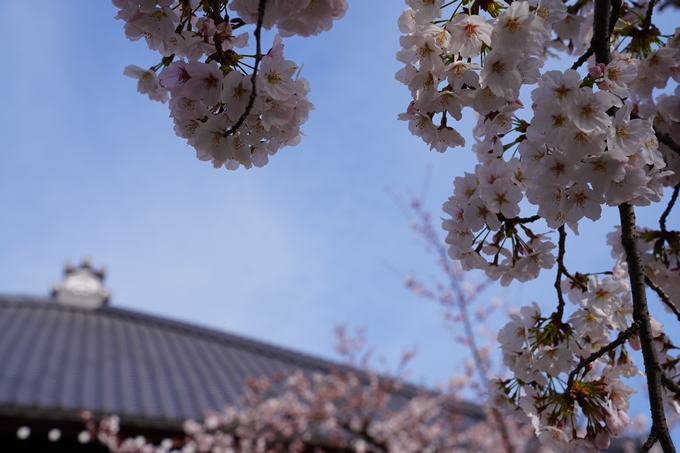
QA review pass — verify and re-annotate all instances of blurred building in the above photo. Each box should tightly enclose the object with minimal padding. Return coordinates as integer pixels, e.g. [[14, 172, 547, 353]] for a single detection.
[[0, 261, 641, 453], [0, 260, 367, 452]]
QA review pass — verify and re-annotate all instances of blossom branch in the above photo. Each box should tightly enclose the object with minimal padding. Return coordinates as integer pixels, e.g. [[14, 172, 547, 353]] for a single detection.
[[660, 183, 680, 233], [590, 1, 675, 446], [499, 214, 541, 224], [439, 254, 515, 453], [405, 198, 515, 453], [619, 203, 677, 453], [641, 0, 659, 34], [571, 47, 594, 70], [655, 128, 680, 156], [660, 371, 680, 396], [644, 274, 680, 322], [571, 0, 619, 69], [553, 226, 568, 323], [224, 0, 267, 137], [641, 432, 660, 453], [338, 420, 388, 453], [565, 320, 640, 393]]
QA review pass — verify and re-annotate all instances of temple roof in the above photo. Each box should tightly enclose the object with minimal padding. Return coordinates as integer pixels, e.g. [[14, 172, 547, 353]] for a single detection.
[[0, 295, 355, 430]]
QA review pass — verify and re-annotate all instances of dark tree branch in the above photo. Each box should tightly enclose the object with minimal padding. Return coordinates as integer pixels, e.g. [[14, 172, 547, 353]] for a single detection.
[[497, 214, 541, 224], [641, 0, 659, 33], [661, 371, 680, 396], [588, 2, 675, 448], [553, 226, 568, 323], [656, 128, 680, 156], [641, 432, 659, 453], [223, 0, 267, 137], [619, 203, 676, 453], [516, 214, 541, 224], [592, 0, 612, 64], [571, 47, 594, 69], [608, 0, 622, 36], [571, 0, 619, 69], [660, 184, 679, 233], [645, 274, 680, 322], [565, 321, 640, 395]]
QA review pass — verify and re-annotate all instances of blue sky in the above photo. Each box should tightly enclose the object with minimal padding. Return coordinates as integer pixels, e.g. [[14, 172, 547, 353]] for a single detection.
[[0, 0, 678, 439]]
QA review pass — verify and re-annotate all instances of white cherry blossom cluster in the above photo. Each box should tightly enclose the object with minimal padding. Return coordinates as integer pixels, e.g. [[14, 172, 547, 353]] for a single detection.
[[399, 0, 680, 450], [114, 0, 347, 170], [490, 272, 640, 451], [398, 0, 680, 287]]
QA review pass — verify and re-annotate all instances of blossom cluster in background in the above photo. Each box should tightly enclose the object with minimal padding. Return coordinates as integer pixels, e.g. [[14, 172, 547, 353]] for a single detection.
[[86, 327, 541, 453], [113, 0, 347, 169]]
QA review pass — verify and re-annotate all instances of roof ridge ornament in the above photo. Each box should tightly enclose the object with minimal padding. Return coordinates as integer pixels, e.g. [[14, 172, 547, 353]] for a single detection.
[[51, 258, 111, 309]]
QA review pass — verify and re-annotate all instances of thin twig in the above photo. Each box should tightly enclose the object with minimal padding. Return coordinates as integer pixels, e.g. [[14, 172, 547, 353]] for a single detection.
[[223, 0, 267, 137], [571, 47, 594, 69], [565, 320, 640, 393], [553, 226, 568, 323], [516, 214, 541, 224], [645, 274, 680, 322], [497, 214, 541, 224], [660, 184, 679, 233], [656, 128, 680, 156], [641, 0, 659, 33]]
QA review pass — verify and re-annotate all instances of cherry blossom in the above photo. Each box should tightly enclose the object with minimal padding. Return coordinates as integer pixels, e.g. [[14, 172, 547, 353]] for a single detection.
[[114, 0, 347, 170], [396, 0, 680, 449]]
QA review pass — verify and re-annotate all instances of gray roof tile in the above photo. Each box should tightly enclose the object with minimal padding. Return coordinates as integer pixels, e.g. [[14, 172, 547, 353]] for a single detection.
[[0, 295, 341, 428]]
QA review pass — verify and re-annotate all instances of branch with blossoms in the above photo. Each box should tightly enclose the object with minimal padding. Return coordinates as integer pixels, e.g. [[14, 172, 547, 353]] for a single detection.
[[114, 0, 348, 170], [397, 0, 680, 450], [393, 194, 572, 453]]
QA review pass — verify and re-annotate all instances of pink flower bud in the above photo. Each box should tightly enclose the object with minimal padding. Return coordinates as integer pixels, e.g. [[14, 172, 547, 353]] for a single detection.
[[606, 409, 631, 437], [589, 66, 603, 78], [628, 336, 641, 350], [649, 316, 663, 337]]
